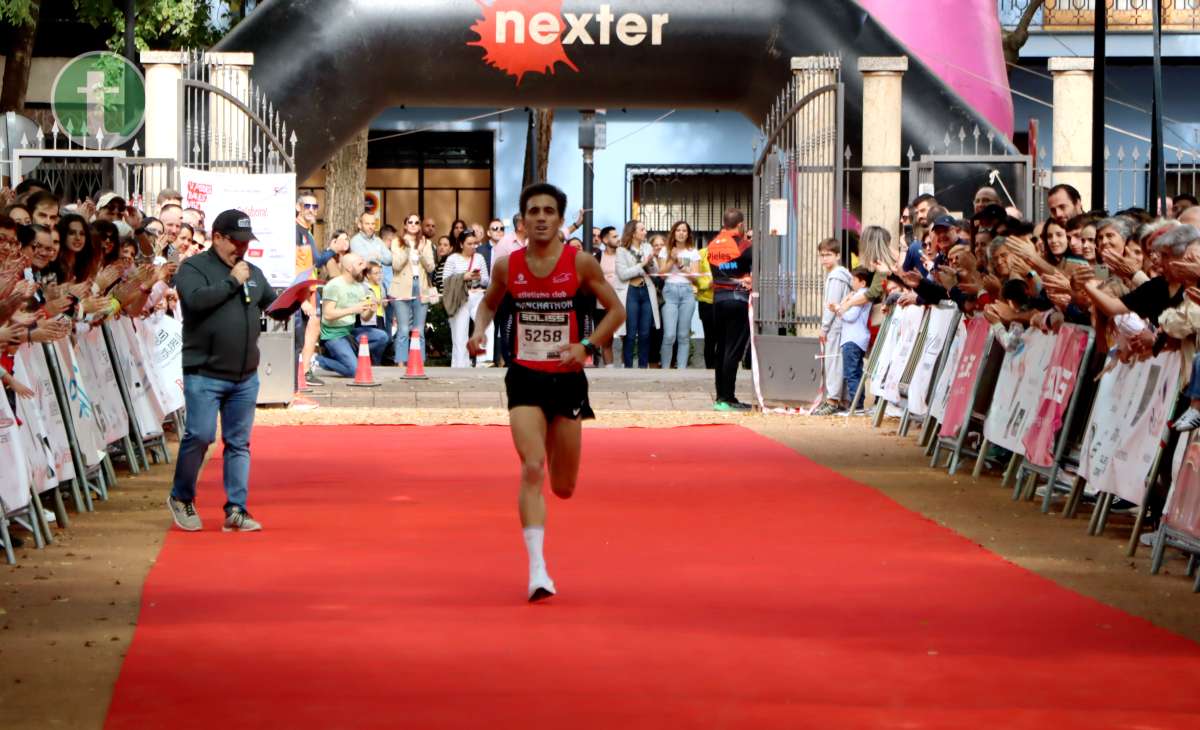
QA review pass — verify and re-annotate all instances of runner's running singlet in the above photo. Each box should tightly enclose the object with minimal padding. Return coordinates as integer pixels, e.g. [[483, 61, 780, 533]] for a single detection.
[[506, 245, 583, 372]]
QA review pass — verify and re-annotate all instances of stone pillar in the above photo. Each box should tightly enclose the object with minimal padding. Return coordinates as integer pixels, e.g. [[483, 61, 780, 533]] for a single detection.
[[858, 57, 908, 242], [1048, 57, 1094, 210], [139, 50, 183, 161], [791, 56, 840, 336]]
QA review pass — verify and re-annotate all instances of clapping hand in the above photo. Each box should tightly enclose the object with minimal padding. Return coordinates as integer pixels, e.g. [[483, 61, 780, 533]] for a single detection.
[[1167, 258, 1200, 283]]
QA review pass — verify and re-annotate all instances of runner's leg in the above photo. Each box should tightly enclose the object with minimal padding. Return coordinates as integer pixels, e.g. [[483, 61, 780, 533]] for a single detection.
[[510, 405, 555, 598], [510, 406, 549, 527], [545, 415, 582, 500]]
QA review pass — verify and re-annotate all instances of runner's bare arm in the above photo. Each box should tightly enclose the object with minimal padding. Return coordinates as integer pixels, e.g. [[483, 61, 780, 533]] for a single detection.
[[468, 256, 509, 355]]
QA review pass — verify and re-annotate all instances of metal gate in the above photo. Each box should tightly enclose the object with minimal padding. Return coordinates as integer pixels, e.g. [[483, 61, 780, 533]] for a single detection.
[[179, 50, 296, 174], [627, 164, 752, 240], [752, 56, 843, 404]]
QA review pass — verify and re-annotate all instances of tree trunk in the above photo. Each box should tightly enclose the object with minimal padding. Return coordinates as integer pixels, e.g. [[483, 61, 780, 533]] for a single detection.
[[535, 108, 554, 182], [1, 1, 41, 113], [124, 0, 137, 63], [323, 127, 369, 240]]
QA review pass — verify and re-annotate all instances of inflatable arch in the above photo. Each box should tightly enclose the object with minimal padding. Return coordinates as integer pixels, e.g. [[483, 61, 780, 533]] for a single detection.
[[215, 0, 1017, 180]]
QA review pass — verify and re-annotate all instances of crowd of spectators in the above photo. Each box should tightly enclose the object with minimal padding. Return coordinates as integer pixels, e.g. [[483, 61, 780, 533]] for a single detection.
[[295, 195, 728, 378], [815, 182, 1200, 540], [0, 180, 201, 547]]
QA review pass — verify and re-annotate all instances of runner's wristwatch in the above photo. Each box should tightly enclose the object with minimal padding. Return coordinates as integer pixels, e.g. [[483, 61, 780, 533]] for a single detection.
[[580, 338, 602, 357]]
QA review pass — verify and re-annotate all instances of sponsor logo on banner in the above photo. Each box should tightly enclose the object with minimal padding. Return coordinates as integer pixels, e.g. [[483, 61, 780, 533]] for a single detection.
[[469, 1, 670, 83]]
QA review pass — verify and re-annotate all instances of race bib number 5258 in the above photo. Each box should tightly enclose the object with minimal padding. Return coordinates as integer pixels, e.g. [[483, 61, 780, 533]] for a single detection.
[[517, 312, 569, 361]]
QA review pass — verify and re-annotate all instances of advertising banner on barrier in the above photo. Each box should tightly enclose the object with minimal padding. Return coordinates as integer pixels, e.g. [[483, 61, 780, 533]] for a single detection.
[[938, 316, 991, 438], [54, 339, 105, 468], [145, 313, 185, 415], [111, 320, 166, 439], [17, 346, 74, 484], [0, 392, 31, 515], [929, 321, 967, 423], [1080, 350, 1181, 504], [906, 306, 959, 417], [1165, 435, 1200, 542], [880, 305, 925, 405], [15, 390, 58, 495], [868, 309, 905, 399], [77, 328, 129, 446], [982, 327, 1056, 454], [1021, 326, 1091, 467], [179, 167, 297, 288]]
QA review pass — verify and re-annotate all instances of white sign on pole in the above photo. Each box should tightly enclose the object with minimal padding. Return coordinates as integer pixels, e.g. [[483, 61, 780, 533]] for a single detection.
[[767, 198, 788, 236], [179, 167, 297, 287]]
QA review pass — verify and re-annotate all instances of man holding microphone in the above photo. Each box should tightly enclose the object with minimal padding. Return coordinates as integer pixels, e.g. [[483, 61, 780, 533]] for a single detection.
[[167, 210, 277, 533]]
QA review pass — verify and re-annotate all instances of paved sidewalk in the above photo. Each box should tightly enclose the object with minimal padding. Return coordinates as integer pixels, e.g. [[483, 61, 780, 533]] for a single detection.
[[290, 366, 755, 412]]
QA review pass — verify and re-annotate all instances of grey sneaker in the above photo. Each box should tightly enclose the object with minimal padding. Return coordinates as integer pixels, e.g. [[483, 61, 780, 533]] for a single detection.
[[167, 495, 202, 531], [222, 507, 262, 532]]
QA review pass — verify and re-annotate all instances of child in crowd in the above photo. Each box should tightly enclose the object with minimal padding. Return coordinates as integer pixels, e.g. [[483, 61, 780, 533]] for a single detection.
[[363, 261, 387, 362], [839, 267, 872, 414], [814, 238, 852, 416]]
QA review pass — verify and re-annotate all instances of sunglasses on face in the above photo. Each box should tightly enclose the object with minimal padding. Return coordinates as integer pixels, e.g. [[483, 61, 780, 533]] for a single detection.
[[489, 225, 504, 232], [301, 203, 319, 210], [406, 220, 419, 225]]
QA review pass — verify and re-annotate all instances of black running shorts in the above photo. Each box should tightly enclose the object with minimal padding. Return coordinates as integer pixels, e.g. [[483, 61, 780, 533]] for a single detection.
[[505, 363, 595, 421]]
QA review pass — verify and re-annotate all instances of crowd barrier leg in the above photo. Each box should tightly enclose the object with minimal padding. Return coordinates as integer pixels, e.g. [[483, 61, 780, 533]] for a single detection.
[[28, 489, 53, 545], [872, 399, 887, 428], [970, 438, 990, 479], [924, 426, 939, 457], [1126, 507, 1150, 557], [43, 344, 93, 514], [1062, 477, 1086, 519], [1089, 493, 1114, 535], [1150, 529, 1169, 575], [102, 456, 117, 494], [1001, 454, 1021, 491], [101, 324, 150, 474], [0, 510, 14, 565]]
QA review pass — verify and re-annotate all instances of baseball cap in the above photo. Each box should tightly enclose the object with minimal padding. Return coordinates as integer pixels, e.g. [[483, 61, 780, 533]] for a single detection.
[[930, 215, 956, 230], [211, 209, 257, 242], [97, 192, 125, 210]]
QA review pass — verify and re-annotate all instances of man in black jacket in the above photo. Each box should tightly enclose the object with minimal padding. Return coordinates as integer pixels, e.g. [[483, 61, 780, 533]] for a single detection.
[[167, 209, 277, 533]]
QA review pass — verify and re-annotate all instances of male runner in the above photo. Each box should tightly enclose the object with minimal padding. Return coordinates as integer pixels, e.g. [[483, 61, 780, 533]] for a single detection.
[[468, 183, 626, 602]]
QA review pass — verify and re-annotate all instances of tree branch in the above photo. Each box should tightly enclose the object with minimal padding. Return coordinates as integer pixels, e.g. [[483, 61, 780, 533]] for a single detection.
[[1002, 0, 1048, 65]]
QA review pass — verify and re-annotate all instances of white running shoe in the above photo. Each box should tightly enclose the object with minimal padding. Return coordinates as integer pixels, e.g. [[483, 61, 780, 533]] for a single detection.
[[1174, 407, 1200, 433], [1139, 528, 1161, 548], [528, 568, 556, 602]]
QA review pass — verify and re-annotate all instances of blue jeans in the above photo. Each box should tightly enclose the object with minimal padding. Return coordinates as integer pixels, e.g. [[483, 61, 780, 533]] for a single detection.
[[841, 341, 866, 409], [391, 278, 427, 364], [1188, 352, 1200, 401], [317, 327, 390, 377], [623, 284, 654, 368], [171, 373, 258, 513], [660, 282, 696, 369]]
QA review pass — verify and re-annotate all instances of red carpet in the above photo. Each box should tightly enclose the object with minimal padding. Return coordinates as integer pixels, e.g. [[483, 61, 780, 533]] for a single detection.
[[106, 425, 1200, 729]]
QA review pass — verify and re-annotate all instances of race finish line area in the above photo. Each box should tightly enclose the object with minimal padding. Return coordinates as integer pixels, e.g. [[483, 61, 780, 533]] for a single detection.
[[104, 424, 1200, 729]]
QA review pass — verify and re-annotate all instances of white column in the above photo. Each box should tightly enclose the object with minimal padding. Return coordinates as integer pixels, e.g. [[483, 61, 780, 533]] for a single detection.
[[139, 50, 184, 161], [791, 56, 841, 336], [858, 57, 908, 242], [1048, 56, 1094, 210]]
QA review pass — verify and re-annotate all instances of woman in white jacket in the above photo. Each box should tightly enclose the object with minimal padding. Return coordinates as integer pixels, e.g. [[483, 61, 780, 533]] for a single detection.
[[442, 232, 490, 367], [616, 220, 661, 368]]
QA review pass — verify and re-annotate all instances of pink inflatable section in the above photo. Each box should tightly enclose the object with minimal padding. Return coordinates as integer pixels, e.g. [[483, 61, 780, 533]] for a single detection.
[[860, 0, 1014, 138]]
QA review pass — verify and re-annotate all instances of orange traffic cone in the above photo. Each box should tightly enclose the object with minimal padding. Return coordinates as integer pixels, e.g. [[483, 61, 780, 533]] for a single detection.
[[348, 334, 381, 388], [403, 328, 428, 380]]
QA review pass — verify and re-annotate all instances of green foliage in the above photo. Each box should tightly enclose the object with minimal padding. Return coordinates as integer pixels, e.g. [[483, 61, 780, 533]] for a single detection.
[[74, 0, 222, 52], [0, 0, 39, 26]]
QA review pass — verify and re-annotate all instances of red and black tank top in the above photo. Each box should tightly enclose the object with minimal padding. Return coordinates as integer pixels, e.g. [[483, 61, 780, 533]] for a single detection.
[[503, 245, 591, 372]]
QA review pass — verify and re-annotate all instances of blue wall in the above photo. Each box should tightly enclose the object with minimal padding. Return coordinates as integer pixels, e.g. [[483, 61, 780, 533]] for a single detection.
[[369, 108, 761, 230]]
